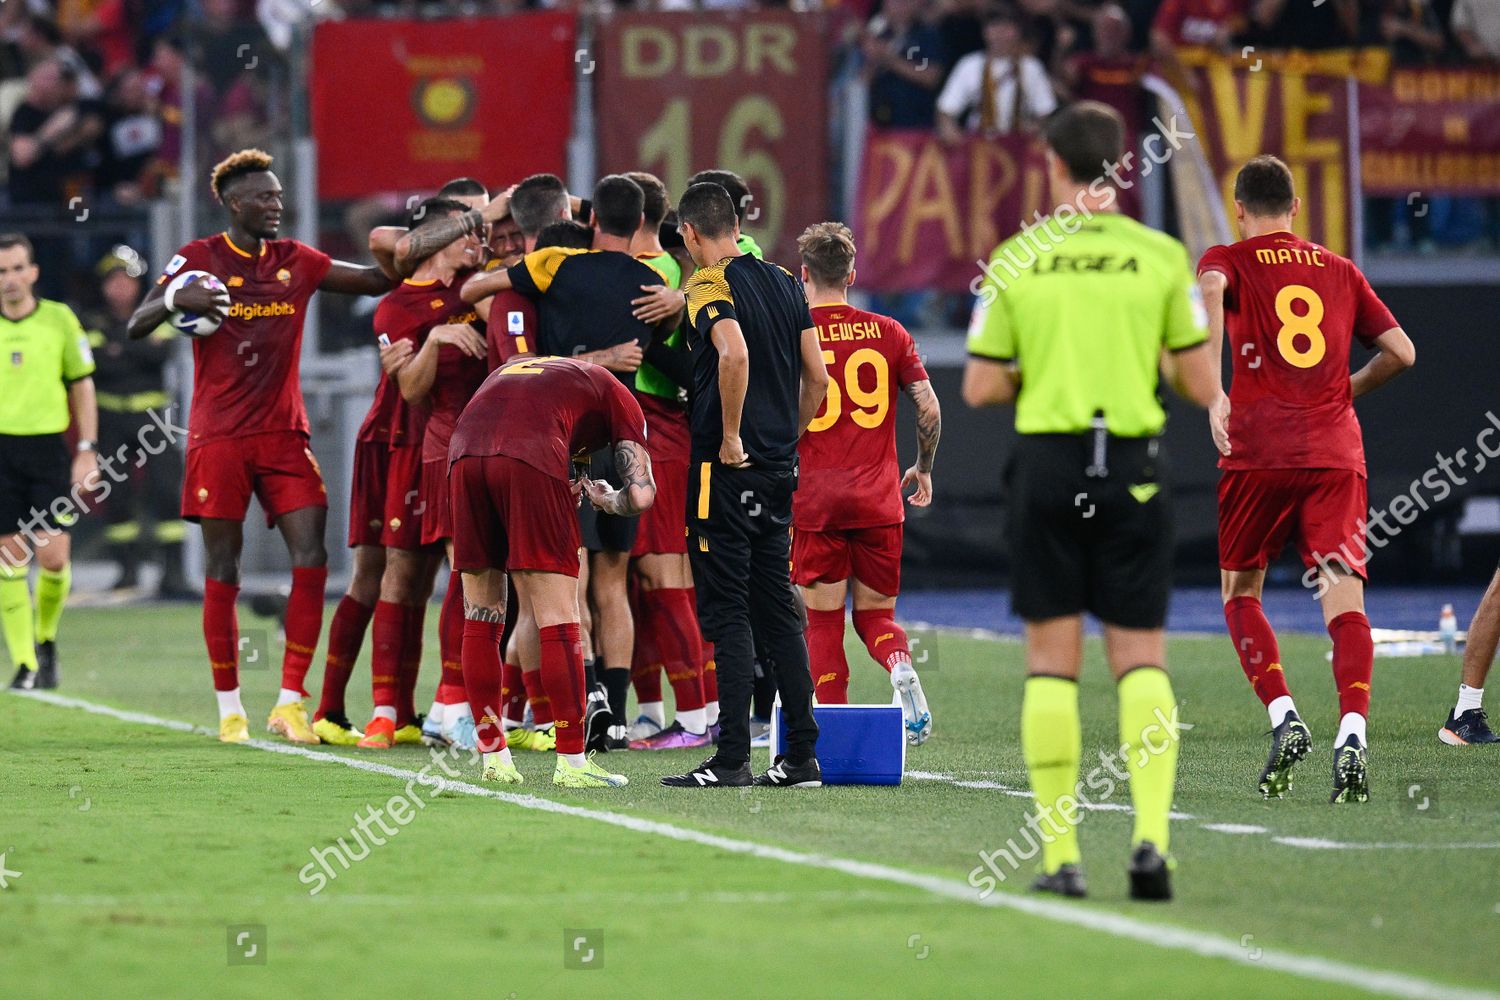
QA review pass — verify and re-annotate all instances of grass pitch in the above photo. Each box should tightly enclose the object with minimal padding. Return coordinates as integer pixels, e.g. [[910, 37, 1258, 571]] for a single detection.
[[2, 602, 1497, 999]]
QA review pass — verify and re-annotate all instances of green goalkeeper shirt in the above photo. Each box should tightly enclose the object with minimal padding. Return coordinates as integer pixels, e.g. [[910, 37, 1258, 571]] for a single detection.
[[966, 212, 1207, 438], [0, 298, 96, 436]]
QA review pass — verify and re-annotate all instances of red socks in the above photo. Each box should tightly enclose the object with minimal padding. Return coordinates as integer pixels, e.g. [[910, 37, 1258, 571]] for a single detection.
[[500, 659, 526, 725], [462, 618, 507, 753], [1329, 610, 1373, 718], [643, 588, 704, 712], [701, 639, 718, 704], [437, 572, 466, 702], [539, 622, 586, 754], [805, 606, 849, 703], [524, 667, 553, 726], [852, 609, 911, 673], [1224, 596, 1291, 707], [317, 595, 373, 720], [280, 565, 328, 697], [369, 600, 405, 713], [203, 578, 241, 692], [397, 603, 425, 726]]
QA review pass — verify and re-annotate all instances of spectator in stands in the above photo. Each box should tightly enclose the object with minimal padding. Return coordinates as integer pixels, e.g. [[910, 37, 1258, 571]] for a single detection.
[[1372, 0, 1445, 65], [933, 0, 986, 66], [213, 70, 274, 159], [1064, 5, 1147, 136], [1246, 0, 1358, 49], [7, 59, 105, 206], [863, 0, 946, 128], [197, 0, 272, 95], [936, 6, 1057, 142], [98, 67, 166, 205], [146, 33, 212, 173], [1150, 0, 1245, 50], [1452, 0, 1500, 61], [13, 15, 103, 98]]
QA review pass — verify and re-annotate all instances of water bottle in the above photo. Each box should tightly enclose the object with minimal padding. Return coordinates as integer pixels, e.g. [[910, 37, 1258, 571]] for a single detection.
[[1440, 604, 1458, 654]]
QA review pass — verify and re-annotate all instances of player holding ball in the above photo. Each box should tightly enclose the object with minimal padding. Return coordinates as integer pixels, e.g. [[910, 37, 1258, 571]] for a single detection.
[[127, 148, 394, 744]]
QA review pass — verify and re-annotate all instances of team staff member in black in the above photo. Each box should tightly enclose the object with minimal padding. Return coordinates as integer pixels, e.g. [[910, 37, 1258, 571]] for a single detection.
[[462, 174, 671, 750], [661, 182, 829, 789]]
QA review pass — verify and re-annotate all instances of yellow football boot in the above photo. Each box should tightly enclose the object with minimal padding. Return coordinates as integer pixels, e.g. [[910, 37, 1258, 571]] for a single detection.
[[267, 701, 319, 744], [219, 713, 250, 743]]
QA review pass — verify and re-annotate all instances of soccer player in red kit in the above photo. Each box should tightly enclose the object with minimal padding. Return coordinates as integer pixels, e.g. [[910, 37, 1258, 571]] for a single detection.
[[1200, 155, 1414, 803], [126, 148, 393, 744], [449, 354, 654, 787], [339, 197, 483, 750], [792, 223, 942, 744]]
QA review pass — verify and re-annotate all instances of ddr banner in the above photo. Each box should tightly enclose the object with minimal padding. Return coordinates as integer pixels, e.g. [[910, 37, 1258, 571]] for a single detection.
[[1359, 68, 1500, 195], [855, 130, 1047, 294], [310, 14, 575, 199], [595, 11, 830, 265], [1173, 52, 1357, 258]]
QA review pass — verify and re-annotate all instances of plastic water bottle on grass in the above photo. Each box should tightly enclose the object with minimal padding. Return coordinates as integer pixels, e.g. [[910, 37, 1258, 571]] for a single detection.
[[1440, 604, 1458, 654]]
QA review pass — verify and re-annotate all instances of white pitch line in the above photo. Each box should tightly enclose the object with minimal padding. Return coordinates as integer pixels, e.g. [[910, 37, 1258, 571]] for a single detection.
[[908, 769, 1500, 851], [14, 690, 1499, 1000]]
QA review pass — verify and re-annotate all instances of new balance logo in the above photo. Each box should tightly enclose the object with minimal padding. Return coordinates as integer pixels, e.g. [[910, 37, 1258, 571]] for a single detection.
[[694, 770, 719, 785], [768, 763, 787, 781]]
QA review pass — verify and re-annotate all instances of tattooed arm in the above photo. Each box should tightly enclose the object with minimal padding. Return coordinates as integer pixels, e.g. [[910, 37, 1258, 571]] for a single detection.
[[583, 440, 656, 517], [900, 379, 941, 507], [395, 193, 511, 274]]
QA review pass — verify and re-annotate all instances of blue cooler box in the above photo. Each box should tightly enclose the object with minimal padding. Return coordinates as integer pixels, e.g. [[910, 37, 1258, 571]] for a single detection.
[[770, 702, 906, 785]]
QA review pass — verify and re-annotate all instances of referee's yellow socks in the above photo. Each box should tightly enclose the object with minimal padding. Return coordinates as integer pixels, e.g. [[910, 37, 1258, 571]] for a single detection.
[[1117, 666, 1180, 854], [0, 563, 36, 671], [35, 564, 71, 644], [1021, 675, 1081, 874]]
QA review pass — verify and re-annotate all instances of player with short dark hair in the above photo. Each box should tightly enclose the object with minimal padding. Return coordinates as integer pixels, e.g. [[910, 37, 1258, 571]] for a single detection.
[[0, 232, 98, 692], [535, 219, 593, 250], [964, 101, 1218, 899], [793, 222, 941, 743], [661, 182, 829, 789], [449, 354, 654, 787], [1201, 153, 1415, 802], [126, 148, 393, 744], [462, 174, 671, 752]]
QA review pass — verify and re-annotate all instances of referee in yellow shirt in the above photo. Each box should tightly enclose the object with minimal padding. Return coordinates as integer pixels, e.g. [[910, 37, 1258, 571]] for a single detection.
[[962, 103, 1217, 900], [1, 233, 100, 691]]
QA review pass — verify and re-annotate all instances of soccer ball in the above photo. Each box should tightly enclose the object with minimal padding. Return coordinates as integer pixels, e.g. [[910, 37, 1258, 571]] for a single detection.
[[165, 270, 230, 337]]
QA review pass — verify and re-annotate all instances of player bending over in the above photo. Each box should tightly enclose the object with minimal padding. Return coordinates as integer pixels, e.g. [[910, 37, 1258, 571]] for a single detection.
[[793, 222, 940, 743], [1201, 155, 1414, 802], [128, 148, 393, 744], [448, 354, 653, 787]]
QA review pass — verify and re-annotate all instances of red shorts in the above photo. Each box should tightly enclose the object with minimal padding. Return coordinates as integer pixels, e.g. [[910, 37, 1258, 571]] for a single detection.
[[420, 458, 452, 546], [1218, 469, 1369, 578], [183, 431, 327, 527], [791, 522, 904, 596], [449, 455, 581, 575], [347, 440, 425, 550], [632, 395, 690, 557]]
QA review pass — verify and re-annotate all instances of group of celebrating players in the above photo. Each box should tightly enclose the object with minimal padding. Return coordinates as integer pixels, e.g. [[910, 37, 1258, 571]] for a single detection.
[[124, 147, 939, 790], [32, 99, 1475, 893]]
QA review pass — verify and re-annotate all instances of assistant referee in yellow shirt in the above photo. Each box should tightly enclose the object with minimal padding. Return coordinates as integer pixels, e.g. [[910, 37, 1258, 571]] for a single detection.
[[1, 233, 100, 691], [962, 103, 1218, 901]]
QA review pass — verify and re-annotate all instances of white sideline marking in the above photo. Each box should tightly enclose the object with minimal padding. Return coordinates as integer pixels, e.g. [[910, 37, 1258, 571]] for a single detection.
[[909, 770, 1500, 851], [16, 691, 1499, 1000], [907, 770, 1195, 820]]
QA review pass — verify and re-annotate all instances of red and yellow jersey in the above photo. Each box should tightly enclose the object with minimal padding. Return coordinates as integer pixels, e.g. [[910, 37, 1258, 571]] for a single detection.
[[359, 277, 472, 448], [794, 303, 929, 531], [161, 233, 331, 447], [450, 356, 647, 481], [1198, 232, 1399, 474], [486, 287, 538, 370], [417, 288, 484, 465]]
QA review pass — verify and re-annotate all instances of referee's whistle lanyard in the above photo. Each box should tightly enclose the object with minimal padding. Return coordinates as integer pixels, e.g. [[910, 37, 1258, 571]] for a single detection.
[[1085, 410, 1109, 479]]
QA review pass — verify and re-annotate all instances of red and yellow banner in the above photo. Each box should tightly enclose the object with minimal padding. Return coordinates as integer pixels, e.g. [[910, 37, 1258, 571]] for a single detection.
[[855, 130, 1048, 293], [310, 14, 576, 199], [1173, 53, 1357, 258], [595, 11, 831, 265], [1359, 68, 1500, 195]]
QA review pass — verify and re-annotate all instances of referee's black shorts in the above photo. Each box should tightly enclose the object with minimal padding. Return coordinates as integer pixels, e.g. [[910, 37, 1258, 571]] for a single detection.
[[1006, 433, 1172, 629], [0, 433, 73, 535], [686, 461, 803, 640], [577, 446, 639, 554]]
